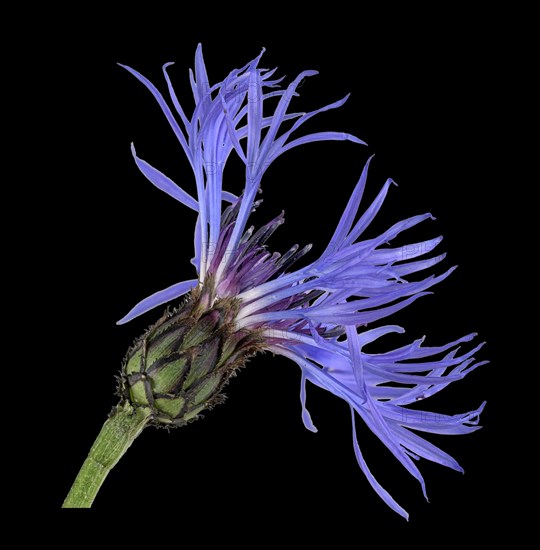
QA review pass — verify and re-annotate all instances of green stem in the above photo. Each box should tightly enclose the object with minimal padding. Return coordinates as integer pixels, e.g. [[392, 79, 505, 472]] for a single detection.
[[62, 402, 151, 508]]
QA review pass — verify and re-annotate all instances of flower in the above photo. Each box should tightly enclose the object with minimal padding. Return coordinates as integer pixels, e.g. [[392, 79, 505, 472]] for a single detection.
[[117, 44, 487, 519]]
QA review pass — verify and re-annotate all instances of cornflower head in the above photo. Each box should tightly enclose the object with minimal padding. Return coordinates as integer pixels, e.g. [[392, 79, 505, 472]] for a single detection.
[[63, 45, 487, 518]]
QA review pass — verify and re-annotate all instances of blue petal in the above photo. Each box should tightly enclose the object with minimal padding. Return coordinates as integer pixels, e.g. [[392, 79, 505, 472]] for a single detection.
[[300, 374, 318, 433], [220, 92, 248, 164], [306, 292, 432, 326], [321, 156, 374, 261], [351, 407, 409, 520], [118, 63, 193, 167], [347, 214, 437, 262], [275, 344, 421, 514], [365, 358, 477, 387], [373, 342, 485, 373], [343, 178, 397, 247], [162, 62, 191, 131], [278, 131, 366, 156], [258, 70, 319, 164], [237, 293, 429, 327], [131, 144, 199, 211], [194, 43, 211, 100], [247, 69, 263, 167], [273, 94, 354, 151], [191, 215, 202, 274], [221, 191, 238, 203], [391, 360, 488, 406], [346, 328, 428, 500], [370, 236, 444, 264], [388, 423, 464, 473], [391, 253, 447, 277], [117, 279, 198, 325], [388, 401, 486, 435], [380, 332, 477, 361]]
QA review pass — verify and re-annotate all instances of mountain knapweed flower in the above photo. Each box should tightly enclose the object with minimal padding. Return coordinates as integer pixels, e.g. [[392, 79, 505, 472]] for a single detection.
[[63, 45, 487, 517]]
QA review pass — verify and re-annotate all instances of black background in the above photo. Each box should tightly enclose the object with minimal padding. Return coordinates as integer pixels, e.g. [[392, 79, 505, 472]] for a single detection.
[[31, 6, 519, 535]]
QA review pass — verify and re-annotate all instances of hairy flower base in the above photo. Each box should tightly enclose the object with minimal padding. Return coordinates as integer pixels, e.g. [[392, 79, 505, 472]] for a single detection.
[[118, 282, 263, 427]]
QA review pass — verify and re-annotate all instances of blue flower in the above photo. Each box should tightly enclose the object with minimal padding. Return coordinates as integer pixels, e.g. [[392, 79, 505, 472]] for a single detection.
[[118, 45, 487, 519]]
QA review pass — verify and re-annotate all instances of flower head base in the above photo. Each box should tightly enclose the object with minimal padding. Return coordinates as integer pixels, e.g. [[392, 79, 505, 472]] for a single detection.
[[119, 282, 262, 427], [117, 45, 487, 519]]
